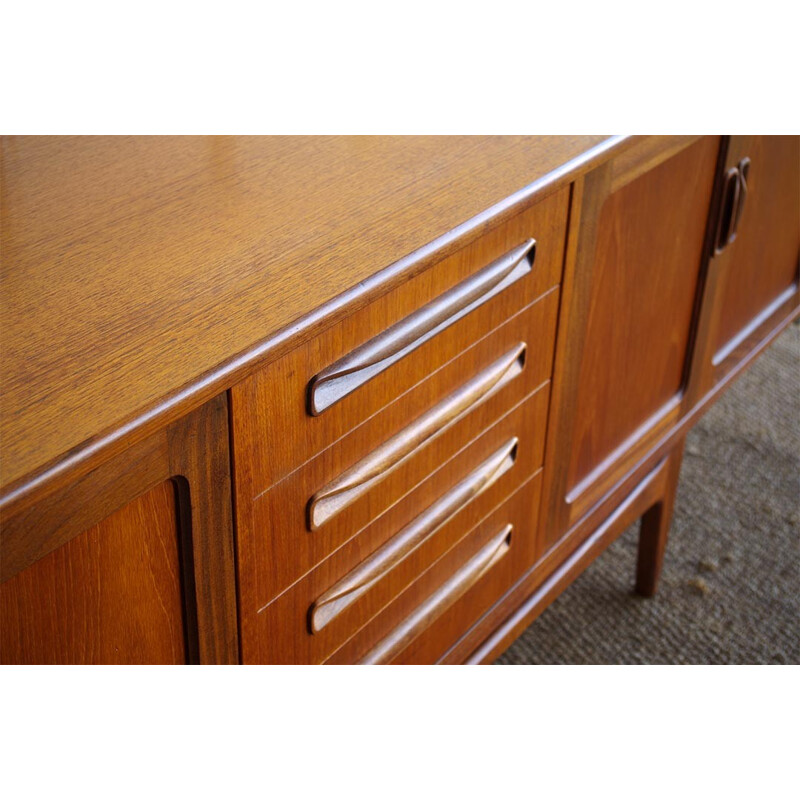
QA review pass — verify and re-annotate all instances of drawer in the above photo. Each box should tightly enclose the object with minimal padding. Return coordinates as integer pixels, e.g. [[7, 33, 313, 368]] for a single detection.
[[240, 387, 549, 663], [231, 186, 569, 496], [236, 294, 558, 614], [326, 473, 542, 664]]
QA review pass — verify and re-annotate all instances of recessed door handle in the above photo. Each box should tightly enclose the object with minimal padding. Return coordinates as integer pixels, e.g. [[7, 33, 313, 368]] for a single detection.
[[729, 156, 750, 242], [714, 156, 751, 255]]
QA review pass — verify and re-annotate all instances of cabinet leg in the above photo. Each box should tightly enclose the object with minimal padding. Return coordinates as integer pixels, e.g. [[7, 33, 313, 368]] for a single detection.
[[635, 443, 684, 597]]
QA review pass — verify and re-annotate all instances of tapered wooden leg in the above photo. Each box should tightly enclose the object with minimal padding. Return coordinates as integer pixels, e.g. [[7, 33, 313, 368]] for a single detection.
[[635, 442, 685, 597]]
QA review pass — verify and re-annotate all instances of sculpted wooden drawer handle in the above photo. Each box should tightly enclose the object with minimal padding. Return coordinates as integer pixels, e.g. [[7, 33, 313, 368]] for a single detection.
[[308, 239, 536, 415], [310, 437, 519, 633], [359, 524, 513, 665], [307, 343, 526, 530]]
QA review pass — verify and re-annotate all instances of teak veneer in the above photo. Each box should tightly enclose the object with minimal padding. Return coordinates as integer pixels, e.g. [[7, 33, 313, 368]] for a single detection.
[[1, 135, 797, 664]]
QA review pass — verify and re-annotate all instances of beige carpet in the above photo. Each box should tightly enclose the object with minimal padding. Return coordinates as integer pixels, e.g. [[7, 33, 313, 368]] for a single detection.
[[496, 321, 800, 664]]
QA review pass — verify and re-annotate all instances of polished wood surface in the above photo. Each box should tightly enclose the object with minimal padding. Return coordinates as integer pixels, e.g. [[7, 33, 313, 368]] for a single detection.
[[711, 136, 800, 365], [230, 187, 568, 495], [309, 238, 536, 415], [0, 428, 168, 584], [327, 474, 543, 665], [361, 524, 514, 665], [682, 137, 800, 411], [0, 136, 618, 503], [635, 441, 685, 597], [242, 389, 548, 664], [466, 137, 798, 664], [565, 136, 718, 500], [0, 393, 239, 664], [2, 135, 797, 664], [536, 137, 718, 554], [166, 394, 239, 664], [608, 135, 702, 193], [1, 480, 185, 664], [464, 455, 674, 664], [308, 343, 526, 530], [535, 169, 609, 549], [311, 438, 518, 634], [245, 377, 550, 617], [235, 292, 558, 616]]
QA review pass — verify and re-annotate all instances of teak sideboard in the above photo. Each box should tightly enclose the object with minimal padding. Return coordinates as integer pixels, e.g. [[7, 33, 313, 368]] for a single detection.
[[1, 135, 797, 664]]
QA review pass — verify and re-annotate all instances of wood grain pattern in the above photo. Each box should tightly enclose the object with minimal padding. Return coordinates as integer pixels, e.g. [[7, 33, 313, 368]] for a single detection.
[[535, 172, 607, 549], [4, 135, 796, 666], [527, 136, 719, 560], [0, 393, 238, 664], [679, 136, 732, 410], [0, 431, 168, 584], [311, 438, 518, 634], [245, 380, 551, 627], [309, 239, 536, 414], [462, 455, 673, 665], [682, 136, 800, 409], [326, 473, 543, 665], [711, 136, 800, 368], [235, 293, 559, 616], [241, 388, 548, 664], [608, 135, 703, 193], [0, 480, 185, 664], [635, 441, 685, 597], [441, 428, 691, 664], [456, 282, 800, 665], [308, 343, 526, 530], [1, 137, 623, 507], [231, 187, 569, 496], [166, 394, 239, 664], [360, 525, 514, 665], [538, 137, 720, 555], [565, 137, 719, 500]]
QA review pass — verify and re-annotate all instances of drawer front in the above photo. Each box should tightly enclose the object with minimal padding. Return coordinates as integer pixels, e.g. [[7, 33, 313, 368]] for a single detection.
[[237, 293, 558, 616], [241, 387, 549, 664], [326, 474, 542, 664], [231, 186, 569, 496]]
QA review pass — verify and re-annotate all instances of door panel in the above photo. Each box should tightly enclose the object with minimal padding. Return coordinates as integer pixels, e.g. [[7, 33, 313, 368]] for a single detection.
[[0, 394, 239, 665], [712, 136, 800, 368], [1, 480, 186, 664], [564, 136, 719, 518]]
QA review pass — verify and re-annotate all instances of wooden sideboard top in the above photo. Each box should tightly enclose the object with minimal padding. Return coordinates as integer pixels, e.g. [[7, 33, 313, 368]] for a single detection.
[[0, 135, 629, 505]]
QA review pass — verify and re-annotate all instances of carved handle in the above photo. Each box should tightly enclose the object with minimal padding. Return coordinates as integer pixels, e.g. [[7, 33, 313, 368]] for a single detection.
[[308, 343, 526, 530], [359, 524, 513, 665], [308, 239, 536, 415], [310, 438, 519, 633], [714, 157, 751, 255], [730, 157, 750, 241], [714, 166, 740, 255]]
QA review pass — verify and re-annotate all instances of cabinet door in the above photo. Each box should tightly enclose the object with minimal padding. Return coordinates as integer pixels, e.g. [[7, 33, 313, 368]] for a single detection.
[[1, 481, 186, 664], [707, 136, 800, 382], [540, 137, 720, 547], [0, 395, 238, 664]]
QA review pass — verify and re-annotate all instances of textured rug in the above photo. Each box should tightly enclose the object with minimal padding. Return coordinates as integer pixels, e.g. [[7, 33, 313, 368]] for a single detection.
[[496, 321, 800, 664]]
